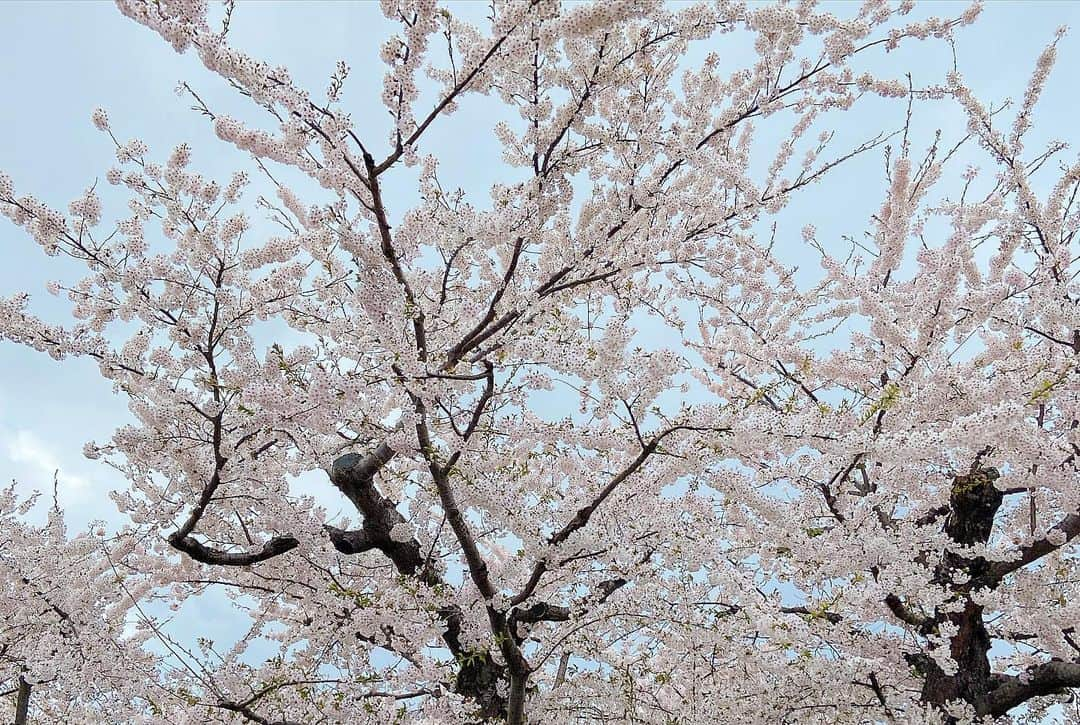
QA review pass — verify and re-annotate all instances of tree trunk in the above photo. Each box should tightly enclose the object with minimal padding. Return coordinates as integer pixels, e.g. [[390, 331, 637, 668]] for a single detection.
[[918, 600, 995, 719], [918, 468, 1005, 721], [14, 676, 30, 725], [453, 650, 507, 721], [506, 671, 528, 725]]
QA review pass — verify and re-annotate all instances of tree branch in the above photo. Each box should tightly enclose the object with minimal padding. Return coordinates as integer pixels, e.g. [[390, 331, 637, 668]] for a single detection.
[[328, 447, 508, 718], [167, 532, 299, 566], [884, 593, 932, 631], [988, 661, 1080, 716], [984, 511, 1080, 584], [326, 447, 443, 585], [549, 441, 660, 546]]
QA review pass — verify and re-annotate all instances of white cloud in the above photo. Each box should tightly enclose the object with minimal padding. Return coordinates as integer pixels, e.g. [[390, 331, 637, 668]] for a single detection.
[[4, 427, 91, 497]]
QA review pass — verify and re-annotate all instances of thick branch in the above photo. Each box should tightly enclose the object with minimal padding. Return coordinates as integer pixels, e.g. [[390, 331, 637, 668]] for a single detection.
[[328, 448, 507, 718], [985, 511, 1080, 584], [510, 602, 572, 627], [944, 468, 1002, 547], [884, 594, 932, 632], [326, 447, 442, 585], [330, 444, 396, 498], [987, 661, 1080, 716], [168, 533, 300, 566], [598, 576, 628, 603]]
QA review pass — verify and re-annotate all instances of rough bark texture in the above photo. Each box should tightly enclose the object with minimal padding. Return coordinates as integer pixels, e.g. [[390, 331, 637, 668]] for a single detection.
[[918, 468, 1002, 719], [14, 676, 30, 725], [917, 599, 996, 717], [328, 450, 510, 721], [455, 652, 508, 722], [906, 467, 1078, 720]]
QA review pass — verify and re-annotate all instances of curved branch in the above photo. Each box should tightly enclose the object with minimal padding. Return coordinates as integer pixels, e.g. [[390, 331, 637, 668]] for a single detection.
[[326, 446, 441, 585], [328, 448, 506, 717], [168, 430, 299, 567], [884, 594, 932, 632], [985, 510, 1080, 584], [329, 444, 396, 507], [167, 532, 299, 566], [988, 661, 1080, 716]]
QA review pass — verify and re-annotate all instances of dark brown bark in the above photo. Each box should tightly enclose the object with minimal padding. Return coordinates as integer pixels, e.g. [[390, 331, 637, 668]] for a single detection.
[[901, 467, 1080, 720], [167, 531, 299, 566], [987, 661, 1080, 716], [14, 676, 30, 725], [913, 469, 1004, 719], [917, 599, 995, 716], [328, 450, 509, 721], [944, 469, 1002, 549], [983, 510, 1080, 585], [324, 451, 440, 585], [506, 672, 528, 725]]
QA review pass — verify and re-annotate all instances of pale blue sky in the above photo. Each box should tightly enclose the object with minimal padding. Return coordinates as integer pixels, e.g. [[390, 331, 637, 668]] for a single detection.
[[1, 0, 1078, 519]]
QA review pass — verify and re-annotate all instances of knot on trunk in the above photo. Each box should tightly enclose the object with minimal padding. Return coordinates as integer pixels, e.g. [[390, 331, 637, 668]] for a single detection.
[[946, 467, 1001, 546]]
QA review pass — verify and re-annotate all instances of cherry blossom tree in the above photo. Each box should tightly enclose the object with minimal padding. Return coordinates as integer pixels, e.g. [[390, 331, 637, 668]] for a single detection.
[[674, 31, 1080, 720], [0, 483, 159, 724], [1, 0, 1077, 723]]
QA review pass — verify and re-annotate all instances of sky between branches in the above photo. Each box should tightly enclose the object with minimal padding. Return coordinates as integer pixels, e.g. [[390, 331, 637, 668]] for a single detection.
[[1, 0, 1079, 691]]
